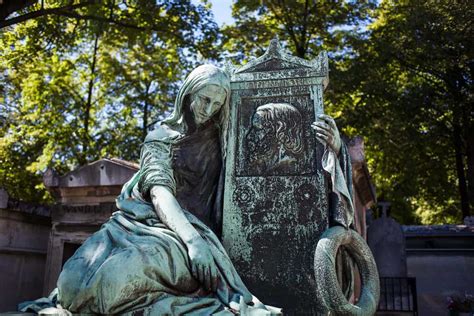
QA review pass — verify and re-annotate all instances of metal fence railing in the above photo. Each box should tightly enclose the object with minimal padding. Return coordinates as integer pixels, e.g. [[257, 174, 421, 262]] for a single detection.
[[377, 277, 418, 315]]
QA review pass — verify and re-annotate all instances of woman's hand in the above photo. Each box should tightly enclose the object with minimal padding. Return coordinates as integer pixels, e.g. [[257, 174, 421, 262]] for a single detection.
[[311, 114, 342, 155], [187, 236, 218, 292], [150, 186, 218, 292]]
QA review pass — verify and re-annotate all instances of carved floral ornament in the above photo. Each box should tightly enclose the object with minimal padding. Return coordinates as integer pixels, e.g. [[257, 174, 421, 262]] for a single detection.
[[233, 184, 255, 207]]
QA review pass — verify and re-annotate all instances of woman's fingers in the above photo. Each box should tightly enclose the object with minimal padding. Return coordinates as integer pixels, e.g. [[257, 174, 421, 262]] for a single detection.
[[316, 137, 326, 145], [314, 127, 331, 137], [312, 124, 332, 138], [191, 263, 198, 280], [316, 132, 329, 141], [317, 114, 337, 130], [311, 121, 331, 133], [314, 115, 340, 153], [316, 132, 333, 147], [201, 265, 210, 290], [195, 264, 201, 284], [187, 241, 218, 292], [211, 264, 218, 292], [194, 263, 205, 288]]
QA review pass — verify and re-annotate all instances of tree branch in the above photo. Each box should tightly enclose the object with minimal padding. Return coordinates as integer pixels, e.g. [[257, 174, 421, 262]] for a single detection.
[[0, 1, 96, 28], [0, 0, 37, 21], [300, 0, 310, 56], [391, 53, 446, 88], [266, 0, 301, 56], [56, 10, 145, 31]]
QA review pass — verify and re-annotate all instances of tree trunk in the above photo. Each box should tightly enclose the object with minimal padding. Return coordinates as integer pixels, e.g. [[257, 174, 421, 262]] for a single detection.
[[142, 83, 150, 142], [465, 117, 474, 215], [81, 32, 100, 164], [453, 120, 470, 221], [447, 68, 471, 222]]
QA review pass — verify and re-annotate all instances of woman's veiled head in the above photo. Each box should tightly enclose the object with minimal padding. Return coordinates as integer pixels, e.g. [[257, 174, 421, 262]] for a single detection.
[[162, 64, 231, 157], [164, 64, 230, 130], [189, 84, 226, 126]]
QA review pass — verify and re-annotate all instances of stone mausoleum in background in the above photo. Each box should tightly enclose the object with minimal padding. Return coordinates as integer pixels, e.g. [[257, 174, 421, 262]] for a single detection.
[[0, 158, 138, 311], [1, 140, 473, 315]]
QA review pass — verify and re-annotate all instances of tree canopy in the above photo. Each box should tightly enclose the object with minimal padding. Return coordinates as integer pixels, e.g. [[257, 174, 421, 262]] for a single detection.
[[1, 0, 472, 224], [221, 0, 473, 224], [331, 0, 473, 224], [0, 0, 219, 202]]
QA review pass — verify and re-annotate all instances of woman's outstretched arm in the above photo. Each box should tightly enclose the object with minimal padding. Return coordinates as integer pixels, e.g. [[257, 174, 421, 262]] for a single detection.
[[150, 185, 218, 292]]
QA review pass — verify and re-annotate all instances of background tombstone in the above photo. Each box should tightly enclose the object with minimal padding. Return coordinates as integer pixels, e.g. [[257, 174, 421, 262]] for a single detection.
[[367, 204, 411, 314], [223, 38, 330, 314], [0, 188, 8, 209], [367, 204, 407, 278]]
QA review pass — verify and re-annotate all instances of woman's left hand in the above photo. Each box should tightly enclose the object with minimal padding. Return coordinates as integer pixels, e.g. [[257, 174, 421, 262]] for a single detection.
[[187, 235, 219, 292], [311, 114, 342, 155]]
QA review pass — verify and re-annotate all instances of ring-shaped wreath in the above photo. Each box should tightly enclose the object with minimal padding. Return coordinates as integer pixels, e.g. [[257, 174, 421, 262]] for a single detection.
[[314, 226, 380, 316]]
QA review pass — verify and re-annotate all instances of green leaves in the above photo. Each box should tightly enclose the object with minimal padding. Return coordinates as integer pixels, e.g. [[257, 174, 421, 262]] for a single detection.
[[222, 0, 473, 224], [0, 0, 219, 203], [222, 0, 377, 62], [1, 0, 471, 224], [330, 0, 473, 224]]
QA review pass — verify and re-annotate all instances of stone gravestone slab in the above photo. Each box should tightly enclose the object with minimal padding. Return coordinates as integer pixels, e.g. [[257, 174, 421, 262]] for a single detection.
[[0, 188, 8, 209], [223, 39, 330, 314], [367, 213, 407, 278]]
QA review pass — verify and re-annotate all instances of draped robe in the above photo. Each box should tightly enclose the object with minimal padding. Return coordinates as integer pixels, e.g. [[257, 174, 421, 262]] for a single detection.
[[57, 121, 255, 315]]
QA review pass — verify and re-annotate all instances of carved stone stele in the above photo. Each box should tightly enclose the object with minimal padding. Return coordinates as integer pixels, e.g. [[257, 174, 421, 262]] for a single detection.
[[222, 38, 330, 314]]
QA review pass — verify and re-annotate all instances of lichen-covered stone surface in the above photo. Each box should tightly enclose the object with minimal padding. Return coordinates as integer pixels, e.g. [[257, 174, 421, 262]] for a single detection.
[[222, 39, 331, 314]]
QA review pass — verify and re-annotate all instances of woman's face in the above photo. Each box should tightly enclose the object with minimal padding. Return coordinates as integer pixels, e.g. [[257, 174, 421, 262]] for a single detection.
[[190, 84, 226, 125]]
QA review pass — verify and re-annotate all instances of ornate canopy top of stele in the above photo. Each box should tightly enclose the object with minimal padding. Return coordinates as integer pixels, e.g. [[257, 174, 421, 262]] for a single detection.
[[226, 37, 329, 89]]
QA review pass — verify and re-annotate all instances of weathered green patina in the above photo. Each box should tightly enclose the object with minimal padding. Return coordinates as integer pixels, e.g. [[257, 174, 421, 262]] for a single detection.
[[222, 38, 379, 315], [53, 65, 280, 315], [21, 41, 379, 316]]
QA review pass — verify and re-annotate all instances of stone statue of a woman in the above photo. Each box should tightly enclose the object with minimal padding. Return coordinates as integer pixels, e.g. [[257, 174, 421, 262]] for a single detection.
[[56, 65, 279, 315]]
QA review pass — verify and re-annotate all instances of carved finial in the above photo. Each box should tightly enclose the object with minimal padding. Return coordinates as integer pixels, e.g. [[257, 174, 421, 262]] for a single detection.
[[223, 60, 236, 77], [310, 51, 329, 74], [266, 36, 282, 57]]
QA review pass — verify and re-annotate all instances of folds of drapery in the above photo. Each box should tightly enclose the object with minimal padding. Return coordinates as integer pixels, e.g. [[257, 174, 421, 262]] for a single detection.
[[321, 143, 354, 229], [56, 182, 255, 314]]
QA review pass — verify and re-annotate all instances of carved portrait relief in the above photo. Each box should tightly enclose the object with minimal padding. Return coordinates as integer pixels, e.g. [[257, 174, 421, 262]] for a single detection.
[[236, 94, 317, 177], [245, 103, 304, 175]]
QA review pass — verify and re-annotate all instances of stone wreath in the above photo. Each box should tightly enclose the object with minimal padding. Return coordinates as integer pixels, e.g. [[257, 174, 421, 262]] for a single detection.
[[314, 226, 380, 316]]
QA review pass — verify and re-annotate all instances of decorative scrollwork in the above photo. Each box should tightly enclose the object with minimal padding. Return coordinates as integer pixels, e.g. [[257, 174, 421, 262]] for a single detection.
[[294, 183, 317, 205]]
